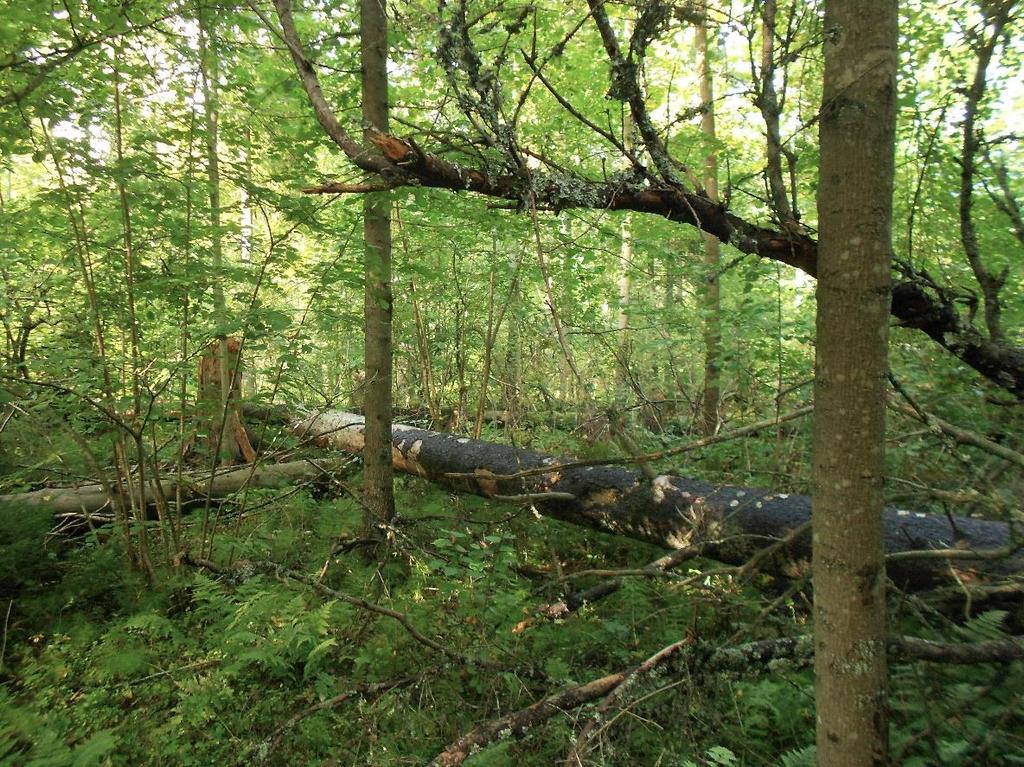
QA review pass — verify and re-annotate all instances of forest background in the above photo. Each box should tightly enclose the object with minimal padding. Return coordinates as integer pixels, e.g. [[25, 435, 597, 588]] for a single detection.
[[0, 1, 1022, 765]]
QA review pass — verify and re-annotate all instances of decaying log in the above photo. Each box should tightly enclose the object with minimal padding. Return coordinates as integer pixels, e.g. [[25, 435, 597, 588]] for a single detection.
[[292, 411, 1022, 589], [2, 408, 1018, 589], [0, 460, 345, 519]]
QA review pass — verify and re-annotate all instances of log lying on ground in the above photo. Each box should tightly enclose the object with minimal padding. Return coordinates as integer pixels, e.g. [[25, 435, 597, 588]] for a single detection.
[[0, 460, 346, 519], [292, 411, 1022, 589]]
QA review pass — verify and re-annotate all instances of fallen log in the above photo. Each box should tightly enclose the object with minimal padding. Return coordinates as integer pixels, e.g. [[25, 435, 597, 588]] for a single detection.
[[2, 411, 1018, 588], [292, 411, 1022, 589], [0, 459, 346, 519]]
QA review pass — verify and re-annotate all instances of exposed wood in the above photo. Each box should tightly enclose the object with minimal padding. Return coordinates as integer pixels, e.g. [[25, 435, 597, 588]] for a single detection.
[[5, 411, 1018, 591], [291, 411, 1022, 589], [197, 338, 257, 464]]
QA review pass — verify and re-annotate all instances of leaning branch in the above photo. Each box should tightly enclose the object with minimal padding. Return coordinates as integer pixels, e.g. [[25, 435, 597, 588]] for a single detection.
[[256, 0, 1024, 395]]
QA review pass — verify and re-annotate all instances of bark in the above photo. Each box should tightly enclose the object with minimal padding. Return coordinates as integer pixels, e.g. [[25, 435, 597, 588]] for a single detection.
[[813, 2, 898, 763], [360, 0, 395, 524], [198, 15, 246, 468], [291, 411, 1021, 590], [197, 338, 257, 464], [4, 410, 1019, 590], [359, 134, 1022, 397], [959, 7, 1012, 345]]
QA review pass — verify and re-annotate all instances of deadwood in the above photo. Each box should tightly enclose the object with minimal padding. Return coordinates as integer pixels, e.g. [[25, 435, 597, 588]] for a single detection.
[[293, 411, 1022, 589], [5, 411, 1018, 590], [0, 459, 349, 520], [430, 633, 1023, 766]]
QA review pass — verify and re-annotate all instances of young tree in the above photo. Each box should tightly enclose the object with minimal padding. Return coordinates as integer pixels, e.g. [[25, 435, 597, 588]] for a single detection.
[[267, 0, 396, 526], [359, 0, 395, 525], [812, 1, 898, 764], [696, 3, 721, 436]]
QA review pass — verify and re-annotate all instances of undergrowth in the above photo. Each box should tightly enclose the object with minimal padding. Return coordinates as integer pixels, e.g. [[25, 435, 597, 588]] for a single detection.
[[1, 447, 1022, 765]]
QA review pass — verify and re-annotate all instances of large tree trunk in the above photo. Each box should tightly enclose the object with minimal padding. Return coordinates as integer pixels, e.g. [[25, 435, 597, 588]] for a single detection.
[[4, 412, 1018, 590], [813, 1, 898, 764], [291, 411, 1020, 590]]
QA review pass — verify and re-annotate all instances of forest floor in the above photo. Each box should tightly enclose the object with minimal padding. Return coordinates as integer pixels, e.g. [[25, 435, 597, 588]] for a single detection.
[[1, 424, 1022, 766]]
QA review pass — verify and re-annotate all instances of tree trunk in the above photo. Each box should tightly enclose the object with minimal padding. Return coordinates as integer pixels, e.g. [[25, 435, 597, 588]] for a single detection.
[[360, 0, 395, 525], [198, 14, 243, 468], [290, 411, 1019, 590], [6, 410, 1018, 591], [696, 4, 721, 436], [813, 2, 898, 764], [197, 338, 256, 464]]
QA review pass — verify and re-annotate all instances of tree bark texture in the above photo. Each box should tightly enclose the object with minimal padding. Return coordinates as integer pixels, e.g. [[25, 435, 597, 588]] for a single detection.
[[291, 411, 1019, 590], [360, 0, 395, 524], [813, 2, 898, 763]]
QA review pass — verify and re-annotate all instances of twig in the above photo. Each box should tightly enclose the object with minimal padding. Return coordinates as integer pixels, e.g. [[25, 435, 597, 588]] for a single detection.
[[430, 630, 1023, 766], [257, 675, 418, 765], [887, 543, 1021, 563], [0, 599, 12, 673], [430, 636, 810, 767], [566, 638, 693, 765], [888, 635, 1024, 664], [302, 181, 398, 194], [888, 398, 1024, 470], [492, 491, 576, 503]]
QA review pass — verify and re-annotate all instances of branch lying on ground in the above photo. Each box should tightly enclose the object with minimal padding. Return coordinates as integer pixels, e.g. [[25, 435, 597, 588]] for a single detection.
[[430, 632, 1024, 766], [566, 638, 694, 766], [257, 675, 419, 766], [528, 523, 812, 630], [519, 543, 711, 630], [429, 636, 812, 767]]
